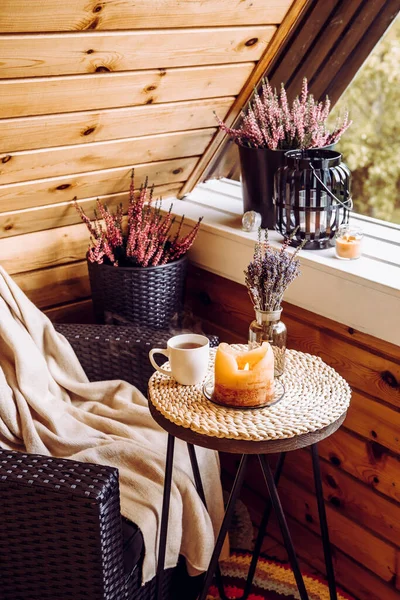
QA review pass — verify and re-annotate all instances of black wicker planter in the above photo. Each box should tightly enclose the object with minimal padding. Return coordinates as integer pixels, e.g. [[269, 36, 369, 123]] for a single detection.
[[87, 256, 188, 329]]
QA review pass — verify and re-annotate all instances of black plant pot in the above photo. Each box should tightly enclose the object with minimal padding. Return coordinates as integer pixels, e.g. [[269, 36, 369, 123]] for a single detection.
[[87, 256, 188, 330], [238, 145, 287, 229]]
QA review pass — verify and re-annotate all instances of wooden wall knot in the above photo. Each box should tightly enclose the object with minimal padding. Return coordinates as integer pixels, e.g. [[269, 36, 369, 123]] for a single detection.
[[1, 155, 11, 164], [329, 454, 341, 467], [86, 18, 99, 30], [198, 291, 212, 306], [381, 370, 398, 388], [366, 440, 387, 464], [329, 495, 341, 508], [305, 513, 313, 524], [245, 38, 258, 47], [325, 474, 338, 489], [82, 126, 96, 136]]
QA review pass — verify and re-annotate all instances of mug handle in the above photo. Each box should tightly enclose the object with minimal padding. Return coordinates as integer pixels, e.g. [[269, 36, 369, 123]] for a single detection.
[[149, 348, 172, 377]]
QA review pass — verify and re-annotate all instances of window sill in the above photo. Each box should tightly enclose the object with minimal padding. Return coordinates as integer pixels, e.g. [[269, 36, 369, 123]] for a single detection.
[[167, 179, 400, 346]]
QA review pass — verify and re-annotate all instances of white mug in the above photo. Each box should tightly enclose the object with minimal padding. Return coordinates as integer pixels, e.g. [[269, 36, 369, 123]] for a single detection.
[[149, 334, 210, 385]]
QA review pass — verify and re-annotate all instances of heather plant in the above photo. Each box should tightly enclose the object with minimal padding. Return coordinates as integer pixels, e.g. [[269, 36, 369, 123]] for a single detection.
[[75, 171, 202, 267], [245, 229, 305, 311], [217, 77, 351, 150]]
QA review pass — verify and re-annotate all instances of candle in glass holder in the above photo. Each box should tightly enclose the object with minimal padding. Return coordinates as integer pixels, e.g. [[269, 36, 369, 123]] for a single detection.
[[214, 342, 274, 407], [335, 225, 363, 260]]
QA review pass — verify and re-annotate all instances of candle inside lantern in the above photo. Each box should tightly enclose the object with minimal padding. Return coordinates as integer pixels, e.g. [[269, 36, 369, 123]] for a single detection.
[[214, 342, 274, 407], [335, 225, 363, 260]]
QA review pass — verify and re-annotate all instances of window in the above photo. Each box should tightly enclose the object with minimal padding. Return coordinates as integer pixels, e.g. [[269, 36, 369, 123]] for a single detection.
[[329, 16, 400, 224]]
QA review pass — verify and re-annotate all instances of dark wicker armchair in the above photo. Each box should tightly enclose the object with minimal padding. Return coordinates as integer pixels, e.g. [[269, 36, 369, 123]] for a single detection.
[[0, 324, 218, 600]]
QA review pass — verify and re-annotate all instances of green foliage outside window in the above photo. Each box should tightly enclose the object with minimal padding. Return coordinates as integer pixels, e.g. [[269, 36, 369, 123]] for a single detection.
[[329, 17, 400, 224]]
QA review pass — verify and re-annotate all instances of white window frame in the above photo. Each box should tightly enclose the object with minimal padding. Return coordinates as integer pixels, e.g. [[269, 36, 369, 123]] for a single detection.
[[164, 178, 400, 345]]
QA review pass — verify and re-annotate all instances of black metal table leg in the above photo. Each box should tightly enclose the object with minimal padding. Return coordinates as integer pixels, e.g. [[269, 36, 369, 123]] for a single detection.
[[187, 443, 210, 506], [241, 452, 286, 600], [156, 434, 175, 600], [259, 455, 309, 600], [187, 443, 229, 600], [197, 454, 249, 600], [312, 443, 337, 600]]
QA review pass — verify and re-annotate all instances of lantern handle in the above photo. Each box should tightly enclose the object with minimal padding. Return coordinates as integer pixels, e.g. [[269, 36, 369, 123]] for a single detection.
[[310, 164, 353, 211]]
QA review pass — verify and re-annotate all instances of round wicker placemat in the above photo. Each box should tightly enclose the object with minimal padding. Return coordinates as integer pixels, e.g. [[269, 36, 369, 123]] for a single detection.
[[148, 347, 351, 442]]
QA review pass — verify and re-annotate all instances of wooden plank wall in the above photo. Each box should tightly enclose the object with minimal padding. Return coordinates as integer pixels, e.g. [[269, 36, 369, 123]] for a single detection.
[[185, 265, 400, 600], [0, 0, 295, 318]]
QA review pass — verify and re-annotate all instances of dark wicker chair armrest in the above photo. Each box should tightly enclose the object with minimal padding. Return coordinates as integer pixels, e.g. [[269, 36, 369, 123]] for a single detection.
[[0, 448, 126, 600], [55, 323, 219, 395]]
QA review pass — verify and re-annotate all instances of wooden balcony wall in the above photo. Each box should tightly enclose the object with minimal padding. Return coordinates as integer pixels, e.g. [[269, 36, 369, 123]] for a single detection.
[[186, 266, 400, 600], [3, 3, 399, 599], [0, 0, 296, 319]]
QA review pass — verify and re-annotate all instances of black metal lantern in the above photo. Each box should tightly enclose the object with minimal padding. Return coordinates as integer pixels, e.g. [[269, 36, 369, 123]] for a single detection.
[[274, 149, 352, 249]]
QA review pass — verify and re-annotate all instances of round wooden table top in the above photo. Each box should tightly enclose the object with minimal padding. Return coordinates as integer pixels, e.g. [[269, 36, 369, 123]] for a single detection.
[[148, 348, 351, 454], [148, 401, 346, 454]]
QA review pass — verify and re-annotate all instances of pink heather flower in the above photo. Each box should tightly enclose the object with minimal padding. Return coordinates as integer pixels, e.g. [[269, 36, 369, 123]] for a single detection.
[[326, 111, 352, 144], [320, 97, 331, 123], [95, 199, 123, 249], [217, 76, 351, 150], [76, 171, 202, 267], [127, 169, 137, 225], [280, 84, 290, 122], [300, 77, 308, 106], [74, 198, 98, 238], [88, 238, 104, 264], [87, 234, 116, 266], [101, 234, 116, 265], [151, 241, 167, 266], [252, 92, 268, 130], [168, 217, 203, 262]]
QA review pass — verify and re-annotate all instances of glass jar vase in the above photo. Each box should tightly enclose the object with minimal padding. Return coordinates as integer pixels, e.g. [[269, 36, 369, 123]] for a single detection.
[[248, 308, 287, 377]]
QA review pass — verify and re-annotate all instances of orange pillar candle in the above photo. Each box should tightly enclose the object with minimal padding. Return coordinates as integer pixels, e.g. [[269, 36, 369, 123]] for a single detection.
[[335, 225, 363, 260], [214, 343, 274, 408]]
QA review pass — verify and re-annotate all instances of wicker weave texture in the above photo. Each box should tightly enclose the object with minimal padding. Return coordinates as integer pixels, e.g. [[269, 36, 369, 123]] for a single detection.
[[56, 323, 219, 396], [0, 449, 126, 600], [148, 348, 352, 442], [0, 324, 215, 600], [87, 257, 188, 329], [126, 565, 175, 600]]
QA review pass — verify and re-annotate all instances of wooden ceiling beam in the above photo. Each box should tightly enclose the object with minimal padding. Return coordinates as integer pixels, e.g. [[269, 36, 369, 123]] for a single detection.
[[320, 0, 400, 105], [267, 0, 342, 94], [177, 0, 311, 198], [195, 0, 399, 186]]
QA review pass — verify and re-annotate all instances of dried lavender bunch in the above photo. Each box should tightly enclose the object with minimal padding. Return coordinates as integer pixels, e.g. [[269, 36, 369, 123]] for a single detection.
[[244, 229, 304, 311], [216, 77, 351, 150], [75, 170, 202, 267]]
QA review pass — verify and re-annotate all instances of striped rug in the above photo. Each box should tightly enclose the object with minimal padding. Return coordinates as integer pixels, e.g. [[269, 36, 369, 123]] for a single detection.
[[206, 551, 354, 600]]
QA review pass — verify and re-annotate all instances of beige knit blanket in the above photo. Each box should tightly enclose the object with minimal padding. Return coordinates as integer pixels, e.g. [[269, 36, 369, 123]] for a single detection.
[[0, 266, 226, 583]]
